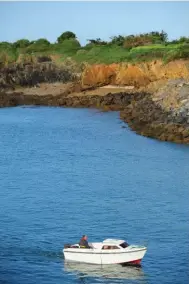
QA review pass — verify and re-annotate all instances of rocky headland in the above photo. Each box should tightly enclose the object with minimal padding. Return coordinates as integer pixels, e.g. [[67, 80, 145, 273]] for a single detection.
[[1, 60, 189, 144]]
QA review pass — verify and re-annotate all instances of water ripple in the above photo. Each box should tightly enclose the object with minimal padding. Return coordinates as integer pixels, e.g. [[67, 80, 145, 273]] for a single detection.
[[0, 107, 189, 284]]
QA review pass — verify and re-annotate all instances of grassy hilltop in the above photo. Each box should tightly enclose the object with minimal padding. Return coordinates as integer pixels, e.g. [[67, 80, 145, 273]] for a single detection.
[[0, 30, 189, 66]]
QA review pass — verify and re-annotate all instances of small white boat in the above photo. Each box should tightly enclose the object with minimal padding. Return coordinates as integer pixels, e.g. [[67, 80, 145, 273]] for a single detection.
[[63, 239, 147, 265]]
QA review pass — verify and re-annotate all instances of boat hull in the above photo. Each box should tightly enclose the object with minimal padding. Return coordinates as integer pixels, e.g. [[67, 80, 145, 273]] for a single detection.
[[63, 247, 147, 265]]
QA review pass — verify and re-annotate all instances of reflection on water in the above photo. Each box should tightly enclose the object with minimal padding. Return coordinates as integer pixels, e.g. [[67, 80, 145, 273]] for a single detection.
[[64, 261, 147, 283]]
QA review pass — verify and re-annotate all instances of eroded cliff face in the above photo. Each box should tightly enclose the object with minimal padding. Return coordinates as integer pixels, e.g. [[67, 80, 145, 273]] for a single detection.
[[81, 60, 189, 88]]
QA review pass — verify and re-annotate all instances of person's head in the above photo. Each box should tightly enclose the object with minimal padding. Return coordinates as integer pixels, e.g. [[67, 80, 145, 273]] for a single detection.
[[82, 235, 88, 240]]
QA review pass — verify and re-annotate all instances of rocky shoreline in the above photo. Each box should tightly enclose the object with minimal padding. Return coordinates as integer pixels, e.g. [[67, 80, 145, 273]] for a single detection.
[[0, 60, 189, 144], [0, 79, 189, 144]]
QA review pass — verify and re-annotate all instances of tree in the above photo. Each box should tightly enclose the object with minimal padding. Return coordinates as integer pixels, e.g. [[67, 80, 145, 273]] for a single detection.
[[13, 39, 30, 48], [57, 31, 76, 43], [110, 35, 125, 46], [160, 30, 168, 43]]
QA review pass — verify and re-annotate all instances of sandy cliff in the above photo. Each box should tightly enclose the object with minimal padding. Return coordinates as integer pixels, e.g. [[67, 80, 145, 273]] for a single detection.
[[81, 60, 189, 88]]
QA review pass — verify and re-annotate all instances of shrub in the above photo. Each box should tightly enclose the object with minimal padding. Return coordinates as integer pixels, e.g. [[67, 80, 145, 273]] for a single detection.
[[110, 35, 125, 46], [33, 38, 50, 46], [123, 31, 168, 48], [13, 39, 30, 48], [178, 37, 189, 44], [0, 50, 19, 66], [26, 39, 51, 53], [53, 39, 80, 56], [124, 35, 152, 48], [0, 42, 13, 49], [57, 31, 76, 43], [163, 44, 189, 62]]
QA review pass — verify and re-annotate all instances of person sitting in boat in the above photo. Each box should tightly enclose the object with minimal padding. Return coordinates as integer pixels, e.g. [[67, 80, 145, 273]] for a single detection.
[[79, 235, 91, 248]]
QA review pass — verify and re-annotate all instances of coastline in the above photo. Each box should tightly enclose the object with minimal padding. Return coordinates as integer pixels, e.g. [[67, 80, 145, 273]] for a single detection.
[[1, 79, 189, 144]]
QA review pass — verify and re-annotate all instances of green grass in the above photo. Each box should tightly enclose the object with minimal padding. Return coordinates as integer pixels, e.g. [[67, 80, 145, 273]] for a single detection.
[[0, 41, 189, 66], [132, 43, 183, 50], [72, 45, 129, 64], [70, 43, 189, 64]]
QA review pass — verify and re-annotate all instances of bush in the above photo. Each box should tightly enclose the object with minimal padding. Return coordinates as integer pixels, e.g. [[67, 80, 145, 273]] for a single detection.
[[163, 44, 189, 62], [0, 47, 19, 65], [123, 31, 168, 48], [53, 39, 81, 56], [13, 39, 30, 48], [57, 31, 76, 43], [26, 39, 51, 53], [0, 50, 19, 66], [33, 38, 50, 46], [178, 37, 189, 44], [110, 35, 125, 46], [0, 42, 13, 50]]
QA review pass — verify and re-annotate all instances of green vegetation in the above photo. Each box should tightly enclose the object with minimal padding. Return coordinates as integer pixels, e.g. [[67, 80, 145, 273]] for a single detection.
[[13, 39, 31, 48], [0, 30, 189, 66], [57, 31, 76, 43]]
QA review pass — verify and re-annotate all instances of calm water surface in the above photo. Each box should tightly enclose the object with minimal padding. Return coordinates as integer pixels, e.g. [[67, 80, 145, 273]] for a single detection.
[[0, 106, 189, 284]]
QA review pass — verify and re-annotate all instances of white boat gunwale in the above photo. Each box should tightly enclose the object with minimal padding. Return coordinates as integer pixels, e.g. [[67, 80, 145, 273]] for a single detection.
[[64, 248, 146, 254]]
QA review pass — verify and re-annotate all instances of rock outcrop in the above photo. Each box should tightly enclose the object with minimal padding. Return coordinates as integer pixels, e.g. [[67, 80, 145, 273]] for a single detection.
[[120, 79, 189, 143], [81, 60, 189, 88], [0, 62, 76, 92], [81, 64, 118, 88]]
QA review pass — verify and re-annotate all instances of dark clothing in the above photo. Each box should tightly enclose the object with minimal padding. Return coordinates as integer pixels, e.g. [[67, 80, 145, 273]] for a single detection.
[[79, 239, 90, 248]]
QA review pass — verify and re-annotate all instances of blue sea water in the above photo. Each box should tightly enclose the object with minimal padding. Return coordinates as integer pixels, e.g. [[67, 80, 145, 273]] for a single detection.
[[0, 106, 189, 284]]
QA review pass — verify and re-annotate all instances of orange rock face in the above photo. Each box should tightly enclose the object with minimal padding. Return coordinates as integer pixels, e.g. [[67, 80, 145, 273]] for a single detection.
[[115, 64, 150, 87], [81, 64, 118, 87], [81, 60, 189, 88]]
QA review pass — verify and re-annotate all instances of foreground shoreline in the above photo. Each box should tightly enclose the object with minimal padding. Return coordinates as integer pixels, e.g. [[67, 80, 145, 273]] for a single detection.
[[1, 80, 189, 145]]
